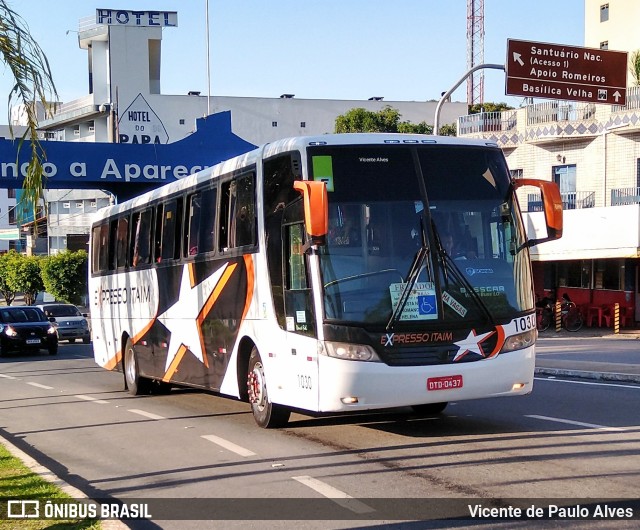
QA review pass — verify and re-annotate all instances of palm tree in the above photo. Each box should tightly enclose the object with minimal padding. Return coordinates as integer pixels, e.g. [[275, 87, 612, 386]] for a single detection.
[[0, 2, 57, 216]]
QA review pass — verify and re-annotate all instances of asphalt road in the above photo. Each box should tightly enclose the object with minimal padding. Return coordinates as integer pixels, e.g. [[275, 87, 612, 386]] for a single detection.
[[1, 342, 639, 529]]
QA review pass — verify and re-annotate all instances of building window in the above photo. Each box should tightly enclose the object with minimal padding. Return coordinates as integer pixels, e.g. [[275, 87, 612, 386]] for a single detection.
[[62, 202, 70, 209], [7, 188, 16, 199], [510, 168, 523, 179], [272, 121, 278, 127], [76, 202, 83, 208], [300, 121, 306, 128], [600, 4, 609, 22], [179, 119, 185, 125], [594, 259, 623, 290], [557, 260, 591, 289], [600, 41, 609, 50]]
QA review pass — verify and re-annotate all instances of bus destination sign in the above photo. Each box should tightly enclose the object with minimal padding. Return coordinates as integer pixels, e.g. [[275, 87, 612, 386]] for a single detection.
[[505, 39, 628, 105]]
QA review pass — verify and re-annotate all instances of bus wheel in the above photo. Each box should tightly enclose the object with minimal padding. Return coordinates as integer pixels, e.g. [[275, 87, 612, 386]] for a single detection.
[[411, 402, 448, 416], [124, 338, 150, 395], [247, 347, 290, 428]]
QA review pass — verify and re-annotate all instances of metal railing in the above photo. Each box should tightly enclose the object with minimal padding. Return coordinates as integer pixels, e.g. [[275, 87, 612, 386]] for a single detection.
[[457, 110, 517, 136], [612, 187, 640, 206], [525, 191, 595, 212], [526, 101, 596, 126], [612, 86, 640, 112]]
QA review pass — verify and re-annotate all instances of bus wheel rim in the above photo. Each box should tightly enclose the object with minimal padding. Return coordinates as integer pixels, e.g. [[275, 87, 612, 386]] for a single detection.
[[248, 362, 266, 411]]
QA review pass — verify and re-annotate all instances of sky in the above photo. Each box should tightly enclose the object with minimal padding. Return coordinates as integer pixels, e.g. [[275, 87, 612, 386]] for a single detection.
[[0, 0, 585, 122]]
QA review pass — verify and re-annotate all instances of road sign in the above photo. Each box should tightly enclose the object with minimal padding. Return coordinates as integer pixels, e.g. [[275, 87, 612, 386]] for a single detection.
[[505, 39, 628, 105]]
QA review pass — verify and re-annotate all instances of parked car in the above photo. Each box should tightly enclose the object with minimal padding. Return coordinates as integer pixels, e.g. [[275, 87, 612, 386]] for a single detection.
[[0, 306, 59, 356], [35, 303, 91, 344]]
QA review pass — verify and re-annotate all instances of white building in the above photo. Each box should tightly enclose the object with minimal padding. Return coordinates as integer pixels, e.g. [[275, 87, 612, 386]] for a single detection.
[[5, 8, 465, 256], [458, 0, 640, 322]]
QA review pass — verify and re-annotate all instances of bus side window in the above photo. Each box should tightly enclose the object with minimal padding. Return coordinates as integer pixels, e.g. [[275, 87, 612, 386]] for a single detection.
[[116, 217, 129, 268], [130, 209, 152, 267], [219, 173, 256, 251], [199, 188, 217, 253], [160, 198, 182, 261], [186, 192, 202, 256], [91, 223, 109, 274], [153, 204, 164, 262]]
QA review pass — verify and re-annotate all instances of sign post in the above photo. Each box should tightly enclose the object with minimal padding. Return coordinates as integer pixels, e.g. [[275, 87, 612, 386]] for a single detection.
[[505, 39, 628, 105]]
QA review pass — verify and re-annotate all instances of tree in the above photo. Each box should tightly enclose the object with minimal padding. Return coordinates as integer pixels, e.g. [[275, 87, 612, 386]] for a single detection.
[[630, 50, 640, 86], [468, 102, 514, 114], [40, 250, 88, 305], [6, 253, 44, 305], [0, 250, 20, 305], [0, 3, 58, 216], [335, 105, 455, 136]]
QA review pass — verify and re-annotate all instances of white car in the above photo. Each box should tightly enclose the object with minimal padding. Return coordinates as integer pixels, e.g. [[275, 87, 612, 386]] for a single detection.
[[36, 303, 91, 344]]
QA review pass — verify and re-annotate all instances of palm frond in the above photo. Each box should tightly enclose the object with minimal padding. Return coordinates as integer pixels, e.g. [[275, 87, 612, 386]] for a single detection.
[[0, 1, 58, 220]]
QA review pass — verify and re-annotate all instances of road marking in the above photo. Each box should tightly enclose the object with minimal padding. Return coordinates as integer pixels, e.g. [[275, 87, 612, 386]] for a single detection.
[[292, 475, 375, 514], [535, 376, 640, 390], [201, 434, 256, 457], [128, 409, 165, 420], [0, 374, 18, 380], [75, 394, 109, 404], [526, 414, 624, 432], [26, 382, 54, 390]]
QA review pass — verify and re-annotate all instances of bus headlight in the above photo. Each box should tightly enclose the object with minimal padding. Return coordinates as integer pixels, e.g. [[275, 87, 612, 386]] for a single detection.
[[500, 329, 537, 353], [320, 341, 381, 362]]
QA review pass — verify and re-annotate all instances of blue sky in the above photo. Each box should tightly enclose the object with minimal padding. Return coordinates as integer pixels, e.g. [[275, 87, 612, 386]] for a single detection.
[[0, 0, 585, 118]]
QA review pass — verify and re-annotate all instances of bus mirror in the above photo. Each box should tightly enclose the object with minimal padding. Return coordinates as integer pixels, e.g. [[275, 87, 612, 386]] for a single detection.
[[513, 179, 563, 246], [293, 180, 328, 245]]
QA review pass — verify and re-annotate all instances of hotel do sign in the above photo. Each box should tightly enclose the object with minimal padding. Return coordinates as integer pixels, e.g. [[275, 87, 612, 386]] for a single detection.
[[505, 39, 627, 105]]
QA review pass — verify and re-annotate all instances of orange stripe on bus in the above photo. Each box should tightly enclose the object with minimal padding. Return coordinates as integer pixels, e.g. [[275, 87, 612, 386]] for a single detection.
[[487, 325, 506, 359], [241, 255, 255, 321], [188, 262, 197, 288], [164, 344, 188, 382], [104, 316, 158, 371], [196, 263, 238, 366]]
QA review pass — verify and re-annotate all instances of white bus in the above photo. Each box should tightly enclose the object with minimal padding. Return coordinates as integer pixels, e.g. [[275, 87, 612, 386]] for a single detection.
[[89, 134, 562, 428]]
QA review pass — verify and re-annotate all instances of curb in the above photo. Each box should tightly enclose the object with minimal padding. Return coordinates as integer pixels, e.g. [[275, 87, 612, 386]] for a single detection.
[[0, 432, 130, 530], [535, 367, 640, 384]]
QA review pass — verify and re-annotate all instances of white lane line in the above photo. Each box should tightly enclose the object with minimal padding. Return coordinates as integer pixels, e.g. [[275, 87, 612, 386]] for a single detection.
[[26, 382, 54, 390], [0, 374, 18, 380], [128, 409, 165, 420], [526, 414, 624, 432], [201, 434, 256, 457], [535, 376, 640, 390], [75, 394, 110, 404], [292, 475, 375, 514]]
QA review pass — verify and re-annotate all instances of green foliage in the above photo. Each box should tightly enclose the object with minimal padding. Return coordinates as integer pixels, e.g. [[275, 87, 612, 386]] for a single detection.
[[0, 1, 58, 221], [335, 105, 455, 136], [468, 102, 514, 114], [0, 250, 21, 305], [630, 50, 640, 86], [6, 253, 44, 305], [438, 123, 457, 136], [40, 250, 88, 305]]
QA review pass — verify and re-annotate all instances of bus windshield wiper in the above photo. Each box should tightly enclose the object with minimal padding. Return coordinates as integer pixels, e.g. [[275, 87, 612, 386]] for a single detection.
[[386, 217, 431, 332], [432, 224, 494, 326]]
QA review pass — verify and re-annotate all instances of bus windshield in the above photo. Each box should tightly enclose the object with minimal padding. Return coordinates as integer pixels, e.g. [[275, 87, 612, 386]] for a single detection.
[[311, 144, 533, 328]]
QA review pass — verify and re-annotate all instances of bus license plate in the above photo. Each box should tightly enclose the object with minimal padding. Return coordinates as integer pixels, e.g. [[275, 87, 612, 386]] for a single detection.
[[427, 375, 463, 391], [26, 339, 41, 345]]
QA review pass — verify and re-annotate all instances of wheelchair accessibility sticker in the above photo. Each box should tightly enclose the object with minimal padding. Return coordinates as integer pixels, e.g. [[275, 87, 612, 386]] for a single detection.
[[389, 282, 438, 321]]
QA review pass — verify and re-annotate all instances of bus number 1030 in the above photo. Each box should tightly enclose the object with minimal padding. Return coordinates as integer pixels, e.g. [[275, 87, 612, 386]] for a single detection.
[[298, 375, 312, 390]]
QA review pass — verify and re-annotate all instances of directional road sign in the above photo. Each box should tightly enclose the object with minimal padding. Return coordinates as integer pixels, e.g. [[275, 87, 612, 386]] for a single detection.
[[506, 39, 628, 105]]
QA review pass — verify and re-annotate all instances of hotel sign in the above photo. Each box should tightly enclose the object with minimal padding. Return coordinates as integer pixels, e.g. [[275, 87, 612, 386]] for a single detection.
[[505, 39, 627, 105], [96, 9, 178, 27]]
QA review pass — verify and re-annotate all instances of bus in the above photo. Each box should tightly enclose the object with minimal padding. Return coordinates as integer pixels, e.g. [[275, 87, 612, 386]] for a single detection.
[[89, 133, 562, 428]]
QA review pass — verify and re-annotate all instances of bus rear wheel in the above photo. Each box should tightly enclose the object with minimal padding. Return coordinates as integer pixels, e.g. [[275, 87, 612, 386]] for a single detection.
[[411, 402, 448, 416], [124, 338, 150, 395], [247, 347, 290, 428]]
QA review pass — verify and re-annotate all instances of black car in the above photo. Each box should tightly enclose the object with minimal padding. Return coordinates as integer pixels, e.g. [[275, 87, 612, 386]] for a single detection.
[[0, 306, 59, 356]]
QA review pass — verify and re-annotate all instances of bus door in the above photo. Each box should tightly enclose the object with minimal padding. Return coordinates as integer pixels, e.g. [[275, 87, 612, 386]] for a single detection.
[[281, 218, 320, 410]]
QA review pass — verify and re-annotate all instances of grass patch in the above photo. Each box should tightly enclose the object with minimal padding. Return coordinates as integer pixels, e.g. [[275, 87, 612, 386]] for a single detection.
[[0, 443, 100, 529]]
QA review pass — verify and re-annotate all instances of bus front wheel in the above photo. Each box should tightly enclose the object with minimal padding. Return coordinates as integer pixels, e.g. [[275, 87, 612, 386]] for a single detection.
[[124, 338, 150, 395], [247, 347, 290, 428]]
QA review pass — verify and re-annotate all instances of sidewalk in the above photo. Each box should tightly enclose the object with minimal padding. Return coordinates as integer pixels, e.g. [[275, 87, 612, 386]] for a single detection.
[[535, 325, 640, 384]]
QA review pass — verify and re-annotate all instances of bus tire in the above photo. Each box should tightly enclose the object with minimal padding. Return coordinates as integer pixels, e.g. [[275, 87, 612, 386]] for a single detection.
[[247, 347, 290, 428], [124, 338, 150, 395], [411, 402, 448, 416]]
